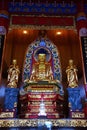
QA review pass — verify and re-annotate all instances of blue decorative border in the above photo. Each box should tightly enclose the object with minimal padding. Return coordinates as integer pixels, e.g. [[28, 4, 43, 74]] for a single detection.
[[8, 2, 77, 15], [0, 14, 9, 19], [76, 16, 87, 21]]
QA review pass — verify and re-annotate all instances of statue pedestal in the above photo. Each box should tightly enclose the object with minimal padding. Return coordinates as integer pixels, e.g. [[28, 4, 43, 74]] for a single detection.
[[19, 92, 64, 119], [0, 88, 19, 118], [67, 87, 85, 118], [70, 110, 85, 119], [19, 83, 64, 119]]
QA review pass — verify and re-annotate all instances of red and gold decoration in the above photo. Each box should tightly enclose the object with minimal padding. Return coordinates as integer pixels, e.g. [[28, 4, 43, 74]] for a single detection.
[[19, 32, 64, 119], [0, 0, 87, 129], [19, 85, 64, 119]]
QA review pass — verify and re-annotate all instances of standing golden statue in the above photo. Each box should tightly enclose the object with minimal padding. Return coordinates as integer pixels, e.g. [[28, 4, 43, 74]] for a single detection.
[[66, 59, 78, 88], [25, 53, 54, 83], [7, 59, 20, 88]]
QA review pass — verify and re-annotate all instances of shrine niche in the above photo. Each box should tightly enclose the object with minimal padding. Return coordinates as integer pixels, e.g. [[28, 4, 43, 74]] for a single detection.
[[0, 30, 85, 122], [19, 31, 64, 119], [0, 0, 87, 128], [23, 32, 62, 83]]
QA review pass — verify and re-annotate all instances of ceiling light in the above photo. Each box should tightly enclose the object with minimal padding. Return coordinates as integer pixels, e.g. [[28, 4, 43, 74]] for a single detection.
[[56, 31, 62, 35], [23, 30, 28, 34]]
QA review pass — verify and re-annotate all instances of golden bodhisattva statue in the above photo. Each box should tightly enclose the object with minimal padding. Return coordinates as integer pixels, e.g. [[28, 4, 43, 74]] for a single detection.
[[66, 59, 78, 88], [7, 59, 20, 88], [25, 53, 55, 83]]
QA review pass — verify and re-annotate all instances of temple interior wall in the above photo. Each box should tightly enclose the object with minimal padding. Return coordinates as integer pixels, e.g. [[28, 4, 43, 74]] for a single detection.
[[1, 29, 83, 88]]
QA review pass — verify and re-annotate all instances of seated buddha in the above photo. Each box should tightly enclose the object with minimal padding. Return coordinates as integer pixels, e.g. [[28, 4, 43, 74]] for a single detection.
[[24, 53, 56, 83]]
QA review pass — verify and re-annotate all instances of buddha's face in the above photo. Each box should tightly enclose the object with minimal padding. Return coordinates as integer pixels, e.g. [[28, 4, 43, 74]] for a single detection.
[[38, 54, 46, 62]]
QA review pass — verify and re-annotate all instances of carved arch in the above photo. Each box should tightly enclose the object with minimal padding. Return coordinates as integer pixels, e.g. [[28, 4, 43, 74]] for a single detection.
[[23, 38, 62, 82]]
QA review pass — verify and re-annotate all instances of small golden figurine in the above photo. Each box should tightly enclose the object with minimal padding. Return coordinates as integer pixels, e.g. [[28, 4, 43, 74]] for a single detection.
[[66, 59, 78, 88], [7, 59, 20, 88]]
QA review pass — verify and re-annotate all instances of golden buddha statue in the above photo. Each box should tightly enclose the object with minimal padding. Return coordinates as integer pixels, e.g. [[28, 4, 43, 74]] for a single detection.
[[66, 59, 78, 88], [25, 53, 54, 83], [7, 59, 20, 88]]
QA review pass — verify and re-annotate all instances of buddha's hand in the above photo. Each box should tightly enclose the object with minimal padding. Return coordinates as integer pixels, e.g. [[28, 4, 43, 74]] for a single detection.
[[24, 79, 29, 83], [56, 79, 60, 84]]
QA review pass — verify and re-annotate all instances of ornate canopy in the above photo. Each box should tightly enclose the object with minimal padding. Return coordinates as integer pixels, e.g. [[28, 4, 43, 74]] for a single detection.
[[23, 36, 62, 82]]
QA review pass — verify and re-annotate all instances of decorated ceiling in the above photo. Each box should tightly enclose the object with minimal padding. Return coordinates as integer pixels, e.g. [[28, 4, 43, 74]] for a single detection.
[[0, 0, 87, 15]]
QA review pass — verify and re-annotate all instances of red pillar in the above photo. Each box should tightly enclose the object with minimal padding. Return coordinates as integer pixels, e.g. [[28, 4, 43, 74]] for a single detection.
[[76, 0, 87, 118], [0, 1, 10, 84]]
